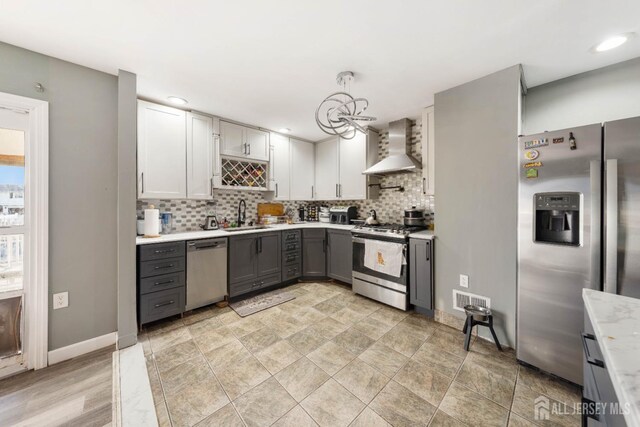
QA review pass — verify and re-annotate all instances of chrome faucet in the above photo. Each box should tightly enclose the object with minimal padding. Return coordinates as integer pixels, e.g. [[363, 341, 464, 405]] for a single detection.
[[237, 199, 246, 227]]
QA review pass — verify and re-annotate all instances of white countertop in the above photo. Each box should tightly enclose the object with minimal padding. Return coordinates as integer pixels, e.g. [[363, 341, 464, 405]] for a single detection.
[[583, 289, 640, 426], [136, 222, 355, 245], [409, 230, 435, 240]]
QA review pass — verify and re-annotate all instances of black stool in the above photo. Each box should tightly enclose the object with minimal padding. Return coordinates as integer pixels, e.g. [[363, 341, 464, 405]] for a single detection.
[[462, 305, 502, 352]]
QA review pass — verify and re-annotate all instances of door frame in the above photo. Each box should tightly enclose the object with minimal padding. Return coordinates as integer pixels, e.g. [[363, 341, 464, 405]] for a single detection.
[[0, 91, 49, 371]]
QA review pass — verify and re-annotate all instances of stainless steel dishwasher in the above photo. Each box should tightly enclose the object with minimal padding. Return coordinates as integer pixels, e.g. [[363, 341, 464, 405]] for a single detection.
[[186, 238, 228, 310]]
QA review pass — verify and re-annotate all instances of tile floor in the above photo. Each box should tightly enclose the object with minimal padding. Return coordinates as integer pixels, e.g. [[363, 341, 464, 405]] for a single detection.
[[140, 281, 582, 427]]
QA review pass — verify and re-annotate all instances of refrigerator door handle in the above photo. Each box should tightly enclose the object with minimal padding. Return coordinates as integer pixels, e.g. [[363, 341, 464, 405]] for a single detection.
[[590, 161, 601, 290], [605, 159, 618, 294]]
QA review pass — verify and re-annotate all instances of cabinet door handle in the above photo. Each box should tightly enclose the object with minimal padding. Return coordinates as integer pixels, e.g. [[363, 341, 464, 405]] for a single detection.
[[275, 183, 278, 198], [154, 280, 175, 286], [426, 243, 430, 261], [339, 184, 342, 198], [582, 397, 601, 421], [422, 177, 426, 194], [153, 249, 175, 254], [154, 300, 175, 308], [141, 172, 145, 194], [210, 177, 214, 196], [311, 185, 314, 199], [581, 332, 605, 368], [154, 264, 174, 270], [336, 184, 339, 198]]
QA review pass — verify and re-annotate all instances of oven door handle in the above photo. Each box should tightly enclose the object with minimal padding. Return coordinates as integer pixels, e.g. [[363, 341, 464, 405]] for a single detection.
[[352, 237, 366, 244]]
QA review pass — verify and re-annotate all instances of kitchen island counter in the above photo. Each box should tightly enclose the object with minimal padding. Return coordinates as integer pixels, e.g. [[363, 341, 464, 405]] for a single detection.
[[583, 289, 640, 427]]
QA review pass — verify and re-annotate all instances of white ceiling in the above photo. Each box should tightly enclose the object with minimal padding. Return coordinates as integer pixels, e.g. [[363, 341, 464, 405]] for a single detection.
[[1, 0, 639, 140]]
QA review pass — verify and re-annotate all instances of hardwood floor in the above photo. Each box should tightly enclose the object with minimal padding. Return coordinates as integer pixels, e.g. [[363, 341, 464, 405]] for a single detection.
[[0, 345, 114, 426]]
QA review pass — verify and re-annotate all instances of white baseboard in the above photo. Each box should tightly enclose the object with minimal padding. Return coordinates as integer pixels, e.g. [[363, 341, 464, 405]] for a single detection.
[[48, 332, 118, 365]]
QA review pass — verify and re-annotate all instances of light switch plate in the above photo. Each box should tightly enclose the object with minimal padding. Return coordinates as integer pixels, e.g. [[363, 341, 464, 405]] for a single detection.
[[53, 292, 69, 309], [459, 274, 469, 288]]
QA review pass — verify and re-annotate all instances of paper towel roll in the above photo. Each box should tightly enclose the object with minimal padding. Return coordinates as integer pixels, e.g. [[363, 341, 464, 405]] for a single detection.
[[144, 208, 160, 237]]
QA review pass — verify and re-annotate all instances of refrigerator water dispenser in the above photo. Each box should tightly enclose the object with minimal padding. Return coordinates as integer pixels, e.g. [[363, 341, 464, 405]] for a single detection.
[[534, 192, 581, 246]]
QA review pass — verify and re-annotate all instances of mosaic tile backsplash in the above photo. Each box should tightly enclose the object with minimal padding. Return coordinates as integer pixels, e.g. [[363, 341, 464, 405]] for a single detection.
[[137, 120, 435, 232]]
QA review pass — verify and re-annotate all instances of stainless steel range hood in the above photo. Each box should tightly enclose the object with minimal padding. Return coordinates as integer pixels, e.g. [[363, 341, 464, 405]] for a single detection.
[[363, 118, 421, 175]]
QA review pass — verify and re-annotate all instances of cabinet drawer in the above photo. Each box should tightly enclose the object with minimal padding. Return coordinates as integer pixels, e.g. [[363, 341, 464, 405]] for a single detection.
[[282, 263, 301, 281], [283, 251, 301, 265], [282, 230, 301, 244], [139, 257, 185, 278], [283, 241, 301, 252], [303, 229, 325, 239], [139, 272, 185, 295], [229, 273, 282, 298], [139, 287, 185, 324], [139, 242, 185, 261]]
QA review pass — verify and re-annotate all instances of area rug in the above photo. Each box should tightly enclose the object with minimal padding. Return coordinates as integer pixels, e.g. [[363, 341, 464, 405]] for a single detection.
[[229, 290, 295, 317]]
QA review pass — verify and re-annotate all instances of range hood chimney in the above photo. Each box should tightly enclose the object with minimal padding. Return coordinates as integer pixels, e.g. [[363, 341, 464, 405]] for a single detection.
[[363, 118, 421, 175]]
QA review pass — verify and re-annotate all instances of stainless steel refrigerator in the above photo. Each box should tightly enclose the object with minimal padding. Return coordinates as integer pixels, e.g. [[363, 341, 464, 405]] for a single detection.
[[517, 116, 640, 385]]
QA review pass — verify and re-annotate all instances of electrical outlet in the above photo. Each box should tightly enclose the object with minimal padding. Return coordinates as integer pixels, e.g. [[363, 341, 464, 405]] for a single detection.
[[53, 292, 68, 309], [459, 274, 469, 288]]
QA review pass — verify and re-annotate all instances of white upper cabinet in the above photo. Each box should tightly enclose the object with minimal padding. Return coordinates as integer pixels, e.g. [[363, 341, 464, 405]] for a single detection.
[[290, 138, 315, 200], [311, 130, 378, 201], [315, 137, 339, 200], [186, 112, 215, 199], [246, 127, 270, 161], [269, 133, 290, 200], [338, 132, 368, 200], [421, 106, 435, 195], [219, 121, 245, 158], [220, 120, 270, 162], [137, 100, 187, 199]]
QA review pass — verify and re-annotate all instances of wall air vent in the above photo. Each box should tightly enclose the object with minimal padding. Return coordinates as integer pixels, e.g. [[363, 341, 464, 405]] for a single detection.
[[452, 290, 491, 312]]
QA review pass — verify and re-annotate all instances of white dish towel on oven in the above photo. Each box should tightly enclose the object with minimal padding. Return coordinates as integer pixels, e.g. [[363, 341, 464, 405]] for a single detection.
[[364, 239, 405, 277]]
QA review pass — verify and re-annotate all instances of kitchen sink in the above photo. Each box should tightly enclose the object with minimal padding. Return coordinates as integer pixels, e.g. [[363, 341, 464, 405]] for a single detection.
[[221, 225, 271, 232]]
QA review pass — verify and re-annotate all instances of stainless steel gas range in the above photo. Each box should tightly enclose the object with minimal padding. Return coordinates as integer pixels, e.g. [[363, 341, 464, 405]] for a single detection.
[[351, 223, 424, 310]]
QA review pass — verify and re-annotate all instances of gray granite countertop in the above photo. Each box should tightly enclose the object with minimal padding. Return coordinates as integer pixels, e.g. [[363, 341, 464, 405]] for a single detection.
[[136, 222, 355, 245], [583, 289, 640, 426]]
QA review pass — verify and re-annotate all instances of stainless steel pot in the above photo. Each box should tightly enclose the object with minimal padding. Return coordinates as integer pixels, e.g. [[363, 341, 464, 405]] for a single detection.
[[403, 206, 426, 226], [404, 217, 426, 226]]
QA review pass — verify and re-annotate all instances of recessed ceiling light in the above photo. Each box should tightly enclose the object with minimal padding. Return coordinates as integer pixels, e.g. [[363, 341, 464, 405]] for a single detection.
[[592, 33, 633, 52], [279, 128, 291, 133], [167, 96, 188, 105]]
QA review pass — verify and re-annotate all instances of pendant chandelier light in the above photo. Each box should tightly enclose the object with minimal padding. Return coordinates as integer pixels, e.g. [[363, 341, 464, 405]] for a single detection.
[[315, 71, 376, 140]]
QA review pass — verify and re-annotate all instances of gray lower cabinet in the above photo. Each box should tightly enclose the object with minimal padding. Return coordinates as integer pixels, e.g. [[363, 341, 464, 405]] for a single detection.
[[282, 230, 301, 282], [229, 232, 281, 298], [327, 229, 352, 284], [257, 232, 281, 276], [409, 238, 433, 310], [302, 229, 326, 277], [137, 241, 186, 325], [583, 311, 626, 426], [228, 234, 257, 284]]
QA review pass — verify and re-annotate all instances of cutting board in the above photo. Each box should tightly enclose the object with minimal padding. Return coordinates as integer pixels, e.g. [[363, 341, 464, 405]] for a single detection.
[[257, 203, 285, 218]]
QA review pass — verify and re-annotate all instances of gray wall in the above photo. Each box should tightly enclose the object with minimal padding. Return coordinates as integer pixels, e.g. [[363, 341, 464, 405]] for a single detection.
[[117, 70, 138, 349], [0, 42, 118, 350], [524, 57, 640, 134], [434, 65, 521, 346]]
